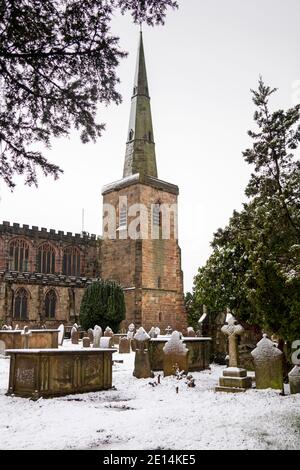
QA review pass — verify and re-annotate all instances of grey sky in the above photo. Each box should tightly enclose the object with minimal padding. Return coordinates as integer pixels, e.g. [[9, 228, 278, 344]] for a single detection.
[[1, 0, 300, 292]]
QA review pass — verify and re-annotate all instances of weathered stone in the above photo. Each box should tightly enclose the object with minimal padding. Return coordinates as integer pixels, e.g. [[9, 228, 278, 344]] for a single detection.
[[104, 327, 114, 337], [87, 328, 94, 344], [186, 327, 196, 337], [82, 337, 91, 348], [93, 325, 102, 348], [216, 312, 252, 393], [100, 336, 114, 348], [6, 348, 116, 399], [119, 337, 130, 354], [251, 335, 283, 390], [289, 366, 300, 395], [133, 328, 153, 379], [148, 327, 156, 338], [0, 329, 59, 349], [58, 324, 64, 346], [163, 331, 189, 377], [71, 326, 79, 345]]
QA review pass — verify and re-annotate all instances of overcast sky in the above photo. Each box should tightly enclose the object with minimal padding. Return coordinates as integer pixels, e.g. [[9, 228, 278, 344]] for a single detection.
[[1, 0, 300, 292]]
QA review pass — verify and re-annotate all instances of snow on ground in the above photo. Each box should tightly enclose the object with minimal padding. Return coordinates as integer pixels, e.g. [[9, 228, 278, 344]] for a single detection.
[[0, 342, 300, 450]]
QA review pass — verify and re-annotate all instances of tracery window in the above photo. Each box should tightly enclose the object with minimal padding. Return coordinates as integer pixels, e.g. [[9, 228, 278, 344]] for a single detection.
[[45, 290, 57, 318], [62, 246, 81, 276], [37, 243, 55, 274], [14, 288, 28, 319], [9, 239, 29, 272]]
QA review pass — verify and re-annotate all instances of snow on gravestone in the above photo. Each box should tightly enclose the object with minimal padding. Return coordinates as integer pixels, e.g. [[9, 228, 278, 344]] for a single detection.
[[119, 336, 130, 354], [288, 366, 300, 395], [133, 328, 153, 379], [148, 327, 156, 339], [187, 327, 196, 337], [99, 336, 114, 348], [71, 326, 79, 345], [58, 324, 65, 346], [163, 331, 189, 377], [93, 326, 102, 348], [104, 327, 114, 338], [251, 334, 283, 390]]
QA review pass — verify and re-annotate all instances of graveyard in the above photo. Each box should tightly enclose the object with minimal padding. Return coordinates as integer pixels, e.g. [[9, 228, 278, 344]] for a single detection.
[[0, 321, 300, 450]]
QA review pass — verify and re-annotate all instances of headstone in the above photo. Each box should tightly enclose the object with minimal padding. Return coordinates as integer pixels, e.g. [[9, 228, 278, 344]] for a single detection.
[[165, 326, 173, 336], [93, 325, 102, 348], [104, 327, 114, 337], [198, 305, 208, 337], [154, 327, 160, 337], [87, 328, 94, 344], [119, 337, 131, 354], [216, 311, 252, 392], [82, 337, 91, 348], [148, 327, 157, 338], [2, 325, 8, 330], [163, 331, 189, 377], [289, 366, 300, 395], [58, 324, 65, 346], [71, 326, 79, 345], [21, 326, 32, 348], [14, 324, 19, 330], [187, 327, 196, 337], [133, 328, 153, 379], [251, 334, 283, 390], [99, 336, 114, 348]]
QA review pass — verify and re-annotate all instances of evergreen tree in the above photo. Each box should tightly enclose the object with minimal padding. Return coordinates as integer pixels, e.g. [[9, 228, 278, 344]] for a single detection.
[[0, 0, 178, 187], [80, 280, 126, 332], [193, 78, 300, 344]]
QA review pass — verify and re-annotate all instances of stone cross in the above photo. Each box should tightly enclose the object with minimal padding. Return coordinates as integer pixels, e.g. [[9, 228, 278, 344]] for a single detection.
[[221, 311, 244, 368], [165, 326, 173, 336]]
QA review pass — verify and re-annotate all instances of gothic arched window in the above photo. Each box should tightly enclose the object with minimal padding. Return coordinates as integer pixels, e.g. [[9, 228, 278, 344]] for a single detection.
[[62, 246, 81, 276], [14, 288, 28, 319], [45, 290, 57, 318], [9, 239, 29, 272], [37, 243, 55, 274]]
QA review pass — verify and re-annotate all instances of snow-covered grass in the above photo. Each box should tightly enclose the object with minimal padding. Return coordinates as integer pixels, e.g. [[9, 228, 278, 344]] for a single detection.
[[0, 342, 300, 450]]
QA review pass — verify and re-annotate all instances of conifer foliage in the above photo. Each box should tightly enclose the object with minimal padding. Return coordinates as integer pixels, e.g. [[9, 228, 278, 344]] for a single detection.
[[193, 79, 300, 343], [80, 280, 126, 332], [0, 0, 178, 187]]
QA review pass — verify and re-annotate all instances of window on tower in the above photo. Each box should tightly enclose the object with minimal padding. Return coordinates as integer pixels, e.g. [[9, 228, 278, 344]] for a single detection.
[[45, 289, 57, 319]]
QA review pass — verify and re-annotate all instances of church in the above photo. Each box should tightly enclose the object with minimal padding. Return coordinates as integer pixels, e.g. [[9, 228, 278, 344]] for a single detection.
[[0, 33, 187, 332]]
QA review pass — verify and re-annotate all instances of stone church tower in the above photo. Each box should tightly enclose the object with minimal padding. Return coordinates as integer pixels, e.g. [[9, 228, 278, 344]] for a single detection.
[[101, 33, 187, 331]]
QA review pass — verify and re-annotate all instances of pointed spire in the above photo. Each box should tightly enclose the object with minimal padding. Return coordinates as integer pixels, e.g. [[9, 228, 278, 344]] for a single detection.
[[123, 32, 158, 179]]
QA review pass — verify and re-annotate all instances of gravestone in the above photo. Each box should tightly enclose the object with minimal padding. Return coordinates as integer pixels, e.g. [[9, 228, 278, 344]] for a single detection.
[[100, 336, 114, 348], [87, 328, 94, 344], [15, 324, 19, 331], [21, 326, 32, 349], [71, 326, 79, 345], [187, 327, 196, 337], [165, 326, 173, 336], [104, 327, 114, 337], [154, 327, 160, 337], [119, 337, 131, 354], [163, 331, 189, 377], [127, 323, 136, 351], [58, 324, 65, 346], [93, 325, 102, 348], [251, 334, 283, 390], [82, 337, 91, 348], [133, 328, 153, 379], [148, 327, 157, 339], [289, 366, 300, 395], [216, 312, 252, 392]]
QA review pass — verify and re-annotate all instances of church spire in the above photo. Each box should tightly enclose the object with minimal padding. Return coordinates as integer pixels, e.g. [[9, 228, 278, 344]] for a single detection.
[[123, 32, 158, 179]]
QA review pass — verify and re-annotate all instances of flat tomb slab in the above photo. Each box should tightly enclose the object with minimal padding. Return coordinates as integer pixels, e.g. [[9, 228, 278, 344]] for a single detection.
[[6, 348, 117, 399]]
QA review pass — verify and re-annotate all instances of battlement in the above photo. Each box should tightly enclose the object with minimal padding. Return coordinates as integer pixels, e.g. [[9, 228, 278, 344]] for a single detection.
[[0, 221, 101, 245]]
